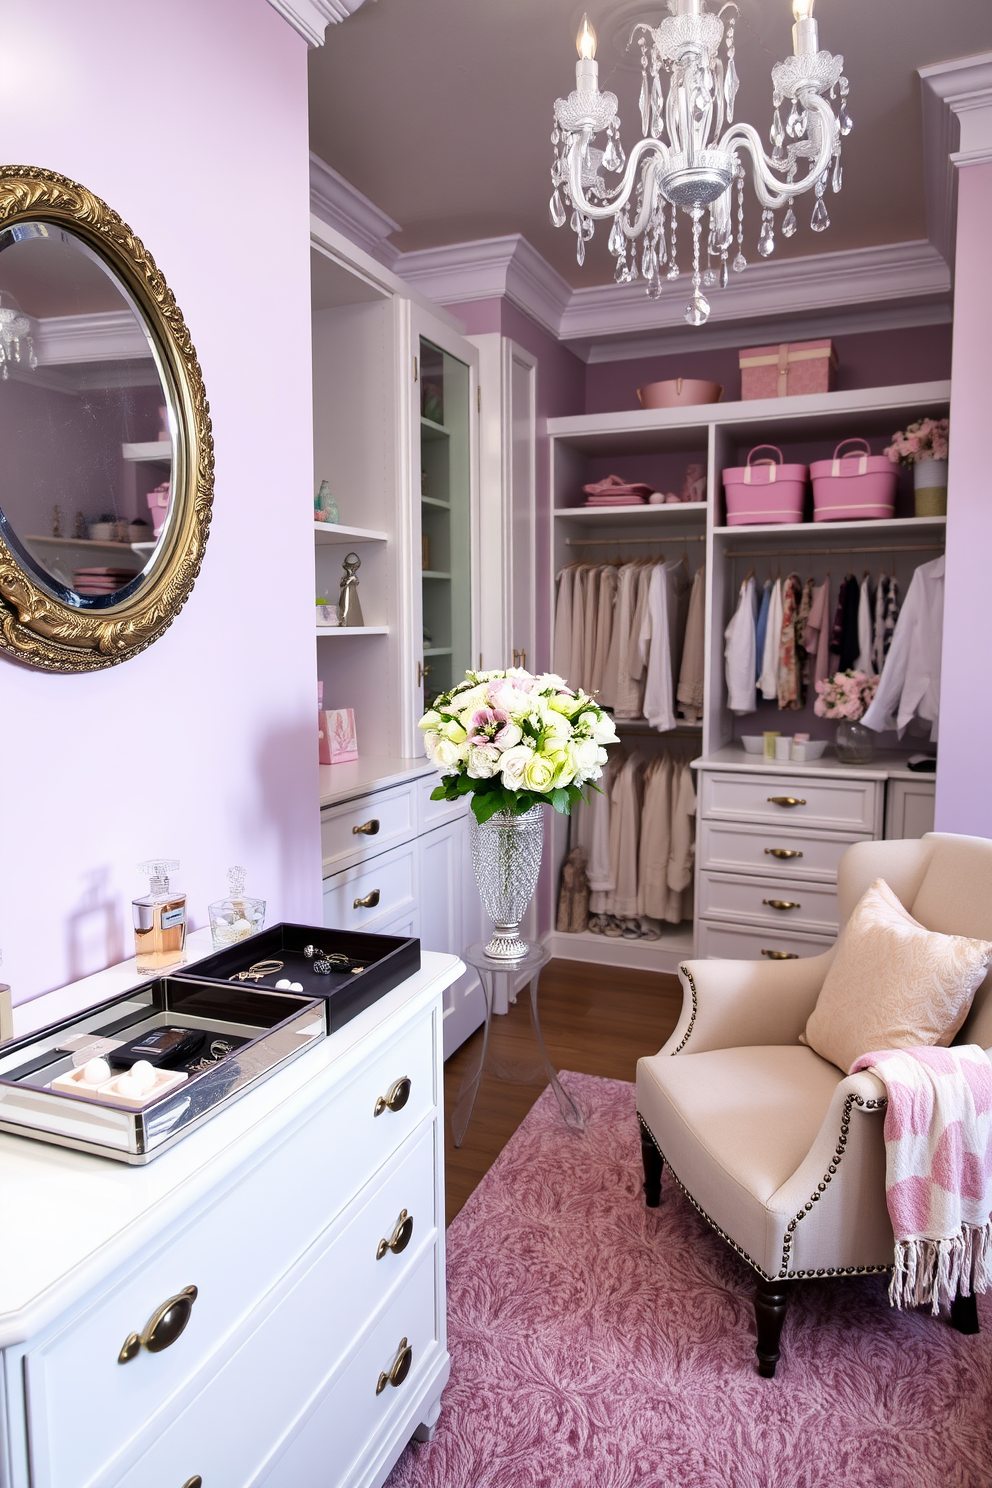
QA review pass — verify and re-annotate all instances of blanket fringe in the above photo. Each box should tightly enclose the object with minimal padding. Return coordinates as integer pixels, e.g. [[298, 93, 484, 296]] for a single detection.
[[889, 1222, 992, 1313]]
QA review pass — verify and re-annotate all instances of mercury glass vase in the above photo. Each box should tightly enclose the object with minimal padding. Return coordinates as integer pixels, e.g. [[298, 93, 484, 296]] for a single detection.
[[470, 803, 544, 960], [835, 720, 874, 765]]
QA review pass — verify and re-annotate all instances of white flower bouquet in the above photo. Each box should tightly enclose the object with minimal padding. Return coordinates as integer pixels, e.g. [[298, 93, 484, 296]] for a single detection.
[[419, 667, 618, 824]]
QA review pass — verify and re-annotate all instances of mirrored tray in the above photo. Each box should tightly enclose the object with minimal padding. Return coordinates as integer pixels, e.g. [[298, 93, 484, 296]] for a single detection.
[[0, 978, 325, 1164]]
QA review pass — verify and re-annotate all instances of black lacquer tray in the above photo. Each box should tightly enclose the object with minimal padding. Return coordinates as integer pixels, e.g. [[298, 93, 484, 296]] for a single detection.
[[177, 922, 421, 1034]]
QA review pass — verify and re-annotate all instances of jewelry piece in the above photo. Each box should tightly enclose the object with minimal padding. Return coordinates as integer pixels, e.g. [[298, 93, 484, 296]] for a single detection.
[[228, 959, 284, 983], [303, 944, 317, 958], [209, 1039, 233, 1058]]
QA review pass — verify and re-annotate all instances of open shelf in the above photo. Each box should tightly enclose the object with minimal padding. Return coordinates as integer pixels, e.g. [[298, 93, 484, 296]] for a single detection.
[[713, 515, 947, 543], [421, 496, 450, 511], [555, 502, 707, 521], [24, 535, 149, 562], [420, 416, 449, 441], [423, 646, 452, 657], [122, 441, 172, 464], [313, 521, 387, 545], [421, 570, 451, 580], [315, 626, 388, 637]]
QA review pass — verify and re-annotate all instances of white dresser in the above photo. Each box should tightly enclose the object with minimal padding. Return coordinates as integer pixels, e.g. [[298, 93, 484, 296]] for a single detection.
[[694, 749, 936, 960], [0, 945, 461, 1488]]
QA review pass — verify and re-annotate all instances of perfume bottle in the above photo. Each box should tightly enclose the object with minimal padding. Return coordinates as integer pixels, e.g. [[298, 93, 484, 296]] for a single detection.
[[133, 859, 187, 972]]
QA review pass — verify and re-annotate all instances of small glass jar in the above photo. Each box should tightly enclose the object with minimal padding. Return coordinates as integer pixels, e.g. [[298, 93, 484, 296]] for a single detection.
[[207, 895, 266, 951], [835, 720, 874, 765]]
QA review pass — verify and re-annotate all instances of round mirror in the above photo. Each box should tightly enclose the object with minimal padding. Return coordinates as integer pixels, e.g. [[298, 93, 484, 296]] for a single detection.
[[0, 167, 213, 671]]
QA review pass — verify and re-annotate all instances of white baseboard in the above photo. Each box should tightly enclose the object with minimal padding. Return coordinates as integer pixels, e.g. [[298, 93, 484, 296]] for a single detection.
[[544, 927, 693, 975]]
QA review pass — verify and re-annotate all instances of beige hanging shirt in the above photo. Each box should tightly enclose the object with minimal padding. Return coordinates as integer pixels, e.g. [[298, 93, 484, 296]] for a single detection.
[[677, 564, 706, 722]]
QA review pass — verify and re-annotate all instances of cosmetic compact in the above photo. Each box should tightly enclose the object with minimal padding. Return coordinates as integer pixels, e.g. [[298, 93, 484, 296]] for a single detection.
[[0, 977, 324, 1163]]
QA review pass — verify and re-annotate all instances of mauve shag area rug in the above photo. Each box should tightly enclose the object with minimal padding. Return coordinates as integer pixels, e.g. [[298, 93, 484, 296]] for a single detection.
[[385, 1071, 992, 1488]]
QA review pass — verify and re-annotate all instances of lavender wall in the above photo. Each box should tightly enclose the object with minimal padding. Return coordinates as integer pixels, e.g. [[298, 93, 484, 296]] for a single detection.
[[1, 0, 320, 1001], [584, 321, 954, 415], [934, 161, 992, 836]]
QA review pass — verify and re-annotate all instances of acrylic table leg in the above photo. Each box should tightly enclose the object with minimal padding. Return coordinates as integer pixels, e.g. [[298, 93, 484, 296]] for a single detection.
[[528, 970, 585, 1133], [450, 971, 494, 1149]]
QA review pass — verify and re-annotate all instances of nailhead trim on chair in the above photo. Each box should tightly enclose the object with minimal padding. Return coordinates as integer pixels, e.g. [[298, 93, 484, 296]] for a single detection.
[[669, 965, 698, 1055], [637, 1106, 893, 1283]]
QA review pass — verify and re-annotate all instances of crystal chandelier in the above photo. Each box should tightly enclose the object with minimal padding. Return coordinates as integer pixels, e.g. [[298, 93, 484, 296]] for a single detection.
[[550, 0, 851, 325], [0, 291, 36, 379]]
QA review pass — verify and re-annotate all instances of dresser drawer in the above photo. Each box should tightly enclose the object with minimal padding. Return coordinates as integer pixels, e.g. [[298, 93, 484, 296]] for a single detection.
[[697, 820, 869, 883], [113, 1225, 440, 1488], [700, 771, 880, 833], [321, 782, 417, 876], [698, 871, 840, 935], [322, 840, 417, 932], [416, 771, 469, 830], [696, 918, 835, 962], [24, 1010, 436, 1488]]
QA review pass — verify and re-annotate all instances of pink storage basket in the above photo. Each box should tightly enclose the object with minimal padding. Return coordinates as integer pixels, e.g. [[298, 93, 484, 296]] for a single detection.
[[722, 445, 808, 526], [810, 439, 897, 522]]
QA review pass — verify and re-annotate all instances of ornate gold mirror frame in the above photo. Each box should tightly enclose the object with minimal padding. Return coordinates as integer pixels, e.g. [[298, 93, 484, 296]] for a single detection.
[[0, 165, 214, 672]]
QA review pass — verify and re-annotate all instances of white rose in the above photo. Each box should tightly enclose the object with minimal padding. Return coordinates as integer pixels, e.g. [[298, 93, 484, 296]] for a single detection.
[[439, 719, 467, 744], [467, 744, 500, 779], [453, 684, 489, 715], [542, 707, 571, 739], [418, 709, 442, 732], [499, 744, 534, 790], [540, 673, 569, 690], [434, 738, 463, 771], [590, 712, 618, 745], [422, 730, 441, 762], [570, 737, 601, 776], [494, 721, 522, 750], [524, 754, 556, 792]]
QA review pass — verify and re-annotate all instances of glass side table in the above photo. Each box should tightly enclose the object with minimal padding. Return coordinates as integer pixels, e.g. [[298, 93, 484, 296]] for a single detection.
[[450, 942, 585, 1148]]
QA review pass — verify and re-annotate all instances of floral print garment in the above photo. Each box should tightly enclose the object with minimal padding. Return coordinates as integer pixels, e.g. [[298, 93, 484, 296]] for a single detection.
[[777, 571, 805, 710]]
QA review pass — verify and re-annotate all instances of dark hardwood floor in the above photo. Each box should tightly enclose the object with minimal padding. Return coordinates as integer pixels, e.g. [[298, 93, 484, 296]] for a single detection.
[[442, 957, 683, 1226]]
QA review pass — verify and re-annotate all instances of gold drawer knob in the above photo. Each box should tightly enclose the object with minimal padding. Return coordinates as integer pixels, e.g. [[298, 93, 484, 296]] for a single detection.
[[762, 949, 799, 960], [353, 819, 380, 836], [377, 1209, 414, 1260], [763, 899, 801, 911], [374, 1076, 411, 1117], [767, 796, 806, 807], [182, 1479, 203, 1488], [765, 847, 802, 859], [376, 1336, 413, 1395], [354, 889, 381, 909], [118, 1285, 198, 1365]]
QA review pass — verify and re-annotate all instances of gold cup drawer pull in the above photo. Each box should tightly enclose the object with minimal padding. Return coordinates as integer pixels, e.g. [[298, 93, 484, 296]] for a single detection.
[[118, 1285, 198, 1364], [767, 796, 806, 808], [376, 1336, 413, 1396], [376, 1208, 414, 1260], [763, 898, 801, 911], [182, 1479, 203, 1488], [374, 1076, 412, 1117], [354, 889, 381, 909], [765, 847, 803, 859], [762, 949, 799, 960], [353, 818, 380, 836]]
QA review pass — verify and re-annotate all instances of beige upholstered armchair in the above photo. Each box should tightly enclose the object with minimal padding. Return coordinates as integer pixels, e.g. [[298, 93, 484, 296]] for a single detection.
[[637, 832, 992, 1377]]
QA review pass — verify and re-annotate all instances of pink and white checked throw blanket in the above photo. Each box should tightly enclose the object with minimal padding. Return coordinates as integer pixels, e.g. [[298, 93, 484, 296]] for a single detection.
[[850, 1044, 992, 1311]]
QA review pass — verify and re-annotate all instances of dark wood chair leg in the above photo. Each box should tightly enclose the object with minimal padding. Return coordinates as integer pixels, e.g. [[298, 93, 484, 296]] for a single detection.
[[950, 1288, 981, 1335], [754, 1276, 792, 1378], [640, 1128, 663, 1208]]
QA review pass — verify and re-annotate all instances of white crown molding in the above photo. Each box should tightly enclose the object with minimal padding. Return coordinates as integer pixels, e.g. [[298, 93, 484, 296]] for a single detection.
[[34, 311, 151, 366], [266, 0, 368, 48], [394, 235, 571, 338], [919, 53, 992, 266], [309, 153, 400, 268]]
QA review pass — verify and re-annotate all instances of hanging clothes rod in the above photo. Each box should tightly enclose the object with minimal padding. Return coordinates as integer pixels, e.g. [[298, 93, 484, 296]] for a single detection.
[[725, 542, 942, 558], [565, 534, 707, 548]]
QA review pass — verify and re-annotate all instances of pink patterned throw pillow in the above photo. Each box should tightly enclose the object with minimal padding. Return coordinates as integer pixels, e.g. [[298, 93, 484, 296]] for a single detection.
[[802, 878, 992, 1073]]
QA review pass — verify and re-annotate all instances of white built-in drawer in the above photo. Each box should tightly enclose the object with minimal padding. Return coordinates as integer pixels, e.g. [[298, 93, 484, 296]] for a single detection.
[[698, 871, 840, 935], [701, 771, 880, 834], [696, 918, 835, 962], [114, 1225, 440, 1488], [321, 782, 417, 876], [323, 840, 417, 932], [416, 771, 469, 829], [698, 819, 869, 883], [24, 1010, 437, 1488], [885, 778, 936, 841]]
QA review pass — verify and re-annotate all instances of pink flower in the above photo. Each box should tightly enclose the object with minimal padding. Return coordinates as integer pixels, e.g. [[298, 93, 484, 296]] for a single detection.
[[468, 707, 510, 744]]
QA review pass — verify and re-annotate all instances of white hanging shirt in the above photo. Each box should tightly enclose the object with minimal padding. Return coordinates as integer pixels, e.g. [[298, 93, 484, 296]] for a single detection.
[[854, 574, 873, 673], [553, 567, 574, 681], [758, 578, 783, 701], [724, 575, 757, 714], [638, 560, 690, 731], [861, 555, 944, 741]]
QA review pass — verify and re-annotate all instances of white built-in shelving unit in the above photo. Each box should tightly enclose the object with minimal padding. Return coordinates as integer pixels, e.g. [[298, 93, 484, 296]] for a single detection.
[[546, 379, 951, 972]]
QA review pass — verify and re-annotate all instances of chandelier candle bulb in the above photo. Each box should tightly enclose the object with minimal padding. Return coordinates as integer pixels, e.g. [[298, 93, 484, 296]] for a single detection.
[[575, 13, 599, 92], [792, 0, 819, 55]]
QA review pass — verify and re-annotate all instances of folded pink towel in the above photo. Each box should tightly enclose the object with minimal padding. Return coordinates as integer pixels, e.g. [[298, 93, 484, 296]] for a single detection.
[[850, 1044, 992, 1311]]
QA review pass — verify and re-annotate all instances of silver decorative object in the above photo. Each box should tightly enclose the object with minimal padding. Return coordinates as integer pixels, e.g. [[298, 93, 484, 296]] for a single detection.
[[338, 551, 364, 627], [470, 804, 544, 960]]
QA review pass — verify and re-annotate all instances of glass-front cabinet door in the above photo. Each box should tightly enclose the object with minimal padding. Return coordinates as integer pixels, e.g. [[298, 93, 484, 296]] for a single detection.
[[408, 305, 479, 735]]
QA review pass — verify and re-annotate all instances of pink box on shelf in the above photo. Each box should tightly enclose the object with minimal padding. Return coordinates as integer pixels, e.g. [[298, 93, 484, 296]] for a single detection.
[[722, 445, 808, 525], [739, 339, 838, 400], [319, 708, 358, 765]]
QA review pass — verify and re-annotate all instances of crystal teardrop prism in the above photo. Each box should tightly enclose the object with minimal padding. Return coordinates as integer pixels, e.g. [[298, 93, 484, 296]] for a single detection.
[[832, 158, 843, 193], [772, 142, 788, 168], [667, 260, 680, 281], [782, 206, 797, 238], [702, 267, 718, 288], [758, 226, 775, 258], [810, 197, 830, 232], [549, 190, 566, 229], [684, 288, 710, 327], [786, 104, 800, 138], [650, 74, 664, 138], [733, 251, 747, 273], [725, 56, 739, 122], [608, 217, 623, 255], [639, 68, 651, 138], [646, 270, 663, 301], [641, 239, 656, 280], [720, 257, 730, 289], [770, 107, 784, 148], [576, 233, 585, 266], [602, 134, 622, 173], [840, 111, 853, 136]]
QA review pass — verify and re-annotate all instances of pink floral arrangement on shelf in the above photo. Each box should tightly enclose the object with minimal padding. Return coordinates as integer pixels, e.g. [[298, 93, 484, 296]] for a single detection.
[[813, 670, 879, 720], [884, 416, 949, 467]]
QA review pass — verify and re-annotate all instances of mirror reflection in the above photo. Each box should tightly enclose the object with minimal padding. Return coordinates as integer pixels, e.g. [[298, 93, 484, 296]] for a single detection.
[[0, 222, 176, 606]]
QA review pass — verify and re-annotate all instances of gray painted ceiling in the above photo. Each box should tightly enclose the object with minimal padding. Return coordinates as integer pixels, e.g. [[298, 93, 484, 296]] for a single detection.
[[308, 0, 992, 287]]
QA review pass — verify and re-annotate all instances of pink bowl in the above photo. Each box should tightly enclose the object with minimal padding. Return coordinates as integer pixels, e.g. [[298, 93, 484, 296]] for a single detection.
[[637, 378, 723, 410]]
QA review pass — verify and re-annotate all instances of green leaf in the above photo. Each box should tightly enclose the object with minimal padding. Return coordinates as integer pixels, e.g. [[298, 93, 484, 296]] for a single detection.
[[429, 785, 447, 801], [473, 791, 508, 824], [550, 788, 571, 816]]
